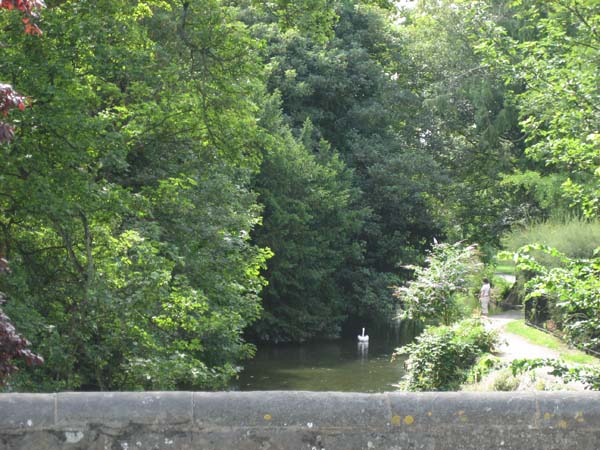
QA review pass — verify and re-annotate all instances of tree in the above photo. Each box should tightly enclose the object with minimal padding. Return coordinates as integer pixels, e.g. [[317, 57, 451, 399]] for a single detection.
[[1, 0, 271, 391], [246, 1, 447, 331], [250, 107, 364, 342], [395, 0, 538, 247], [511, 1, 600, 218], [474, 0, 600, 218], [477, 0, 600, 372], [0, 0, 44, 390]]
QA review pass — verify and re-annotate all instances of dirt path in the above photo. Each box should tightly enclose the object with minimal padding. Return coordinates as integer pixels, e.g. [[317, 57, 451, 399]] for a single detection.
[[484, 310, 559, 361], [478, 310, 589, 391]]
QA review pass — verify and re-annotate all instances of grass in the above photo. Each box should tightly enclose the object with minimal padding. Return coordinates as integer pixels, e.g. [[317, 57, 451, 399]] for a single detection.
[[494, 261, 515, 276], [502, 218, 600, 261], [505, 320, 600, 365]]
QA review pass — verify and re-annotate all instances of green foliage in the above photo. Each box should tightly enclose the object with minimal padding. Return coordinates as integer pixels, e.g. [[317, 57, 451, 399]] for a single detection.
[[511, 358, 600, 390], [489, 369, 521, 392], [510, 245, 600, 354], [466, 353, 502, 384], [499, 171, 570, 222], [505, 319, 599, 365], [502, 219, 600, 266], [0, 0, 271, 391], [394, 241, 483, 325], [514, 2, 600, 218], [249, 0, 339, 43], [476, 0, 600, 218], [394, 318, 498, 391], [2, 0, 596, 391], [247, 1, 447, 332], [250, 108, 364, 342], [493, 259, 515, 276], [398, 0, 528, 245], [245, 0, 600, 347], [490, 274, 512, 300]]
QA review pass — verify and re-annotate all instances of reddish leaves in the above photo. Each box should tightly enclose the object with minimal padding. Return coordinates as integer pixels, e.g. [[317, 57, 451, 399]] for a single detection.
[[0, 0, 45, 14], [1, 258, 44, 388], [0, 0, 44, 142], [0, 277, 44, 388], [0, 309, 44, 387], [1, 0, 44, 35], [22, 15, 42, 35], [0, 84, 27, 117], [0, 84, 27, 142]]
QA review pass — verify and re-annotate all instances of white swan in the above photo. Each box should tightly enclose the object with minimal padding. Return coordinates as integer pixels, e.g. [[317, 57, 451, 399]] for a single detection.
[[357, 327, 369, 342]]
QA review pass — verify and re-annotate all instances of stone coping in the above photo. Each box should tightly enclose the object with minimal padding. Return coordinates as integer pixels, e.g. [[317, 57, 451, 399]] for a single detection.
[[1, 391, 599, 432]]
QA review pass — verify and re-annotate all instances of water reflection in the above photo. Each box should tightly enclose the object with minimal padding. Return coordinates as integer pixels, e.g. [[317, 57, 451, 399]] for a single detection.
[[357, 341, 369, 362], [234, 320, 419, 392]]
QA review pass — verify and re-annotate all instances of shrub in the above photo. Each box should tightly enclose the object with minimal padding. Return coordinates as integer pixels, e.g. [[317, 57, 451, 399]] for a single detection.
[[394, 318, 498, 391], [502, 219, 600, 266], [491, 369, 521, 391], [394, 242, 483, 325], [511, 244, 600, 353], [510, 358, 600, 390], [466, 354, 502, 384]]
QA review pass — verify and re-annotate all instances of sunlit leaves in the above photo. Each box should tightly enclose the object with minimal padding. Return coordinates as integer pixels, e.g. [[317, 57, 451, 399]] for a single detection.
[[0, 0, 271, 391], [394, 317, 498, 391], [250, 0, 338, 43], [510, 244, 600, 353], [394, 241, 483, 325], [511, 358, 600, 390], [476, 0, 600, 217]]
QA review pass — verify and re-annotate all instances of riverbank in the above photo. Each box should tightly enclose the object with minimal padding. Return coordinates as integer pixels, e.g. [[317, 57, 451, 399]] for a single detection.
[[464, 310, 599, 391]]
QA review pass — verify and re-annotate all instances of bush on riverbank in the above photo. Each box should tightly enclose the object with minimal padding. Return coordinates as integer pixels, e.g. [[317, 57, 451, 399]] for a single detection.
[[394, 242, 483, 326], [394, 318, 498, 391], [463, 358, 600, 392]]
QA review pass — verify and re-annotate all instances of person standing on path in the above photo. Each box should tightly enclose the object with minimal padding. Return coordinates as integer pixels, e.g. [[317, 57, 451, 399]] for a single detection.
[[479, 278, 491, 316]]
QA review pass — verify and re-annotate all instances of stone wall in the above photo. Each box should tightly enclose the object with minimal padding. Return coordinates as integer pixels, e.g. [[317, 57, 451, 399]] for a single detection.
[[1, 391, 599, 449]]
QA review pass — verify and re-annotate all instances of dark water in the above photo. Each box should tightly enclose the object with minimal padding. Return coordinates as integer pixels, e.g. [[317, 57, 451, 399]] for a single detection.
[[234, 321, 419, 392]]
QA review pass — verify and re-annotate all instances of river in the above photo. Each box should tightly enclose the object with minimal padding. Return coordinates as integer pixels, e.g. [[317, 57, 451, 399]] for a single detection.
[[233, 321, 419, 392]]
